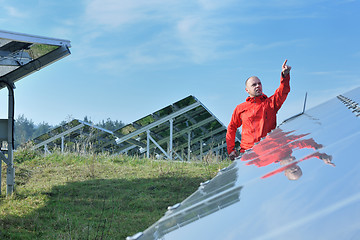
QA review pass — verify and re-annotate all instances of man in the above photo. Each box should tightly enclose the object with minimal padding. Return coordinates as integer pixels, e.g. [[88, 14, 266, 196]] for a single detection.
[[226, 60, 291, 160]]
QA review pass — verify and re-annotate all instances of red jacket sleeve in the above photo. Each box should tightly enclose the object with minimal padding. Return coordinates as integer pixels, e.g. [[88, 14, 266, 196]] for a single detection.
[[272, 74, 290, 112], [226, 105, 242, 154]]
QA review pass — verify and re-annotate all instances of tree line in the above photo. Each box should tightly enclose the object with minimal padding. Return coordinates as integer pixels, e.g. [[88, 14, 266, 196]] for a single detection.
[[14, 114, 125, 148]]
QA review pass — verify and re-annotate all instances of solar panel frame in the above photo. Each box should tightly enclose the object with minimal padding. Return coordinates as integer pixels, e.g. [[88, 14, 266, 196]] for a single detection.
[[31, 119, 120, 153], [0, 30, 71, 89], [114, 95, 231, 160]]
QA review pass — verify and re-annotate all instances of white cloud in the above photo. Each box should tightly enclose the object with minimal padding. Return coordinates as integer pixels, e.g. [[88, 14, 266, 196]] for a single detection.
[[50, 27, 73, 40], [4, 6, 26, 18], [196, 0, 236, 10], [78, 0, 326, 67], [81, 0, 233, 64], [176, 15, 222, 63], [241, 39, 306, 52], [83, 0, 181, 28]]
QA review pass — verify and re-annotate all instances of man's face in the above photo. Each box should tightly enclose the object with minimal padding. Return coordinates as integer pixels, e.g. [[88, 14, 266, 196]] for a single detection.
[[245, 77, 263, 97]]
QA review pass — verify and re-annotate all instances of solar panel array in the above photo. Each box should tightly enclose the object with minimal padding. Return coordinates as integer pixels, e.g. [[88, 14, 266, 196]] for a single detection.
[[32, 96, 236, 160], [112, 95, 230, 160], [32, 119, 119, 153]]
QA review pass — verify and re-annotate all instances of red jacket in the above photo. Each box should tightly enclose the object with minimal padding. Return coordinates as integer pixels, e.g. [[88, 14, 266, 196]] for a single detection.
[[226, 74, 290, 154]]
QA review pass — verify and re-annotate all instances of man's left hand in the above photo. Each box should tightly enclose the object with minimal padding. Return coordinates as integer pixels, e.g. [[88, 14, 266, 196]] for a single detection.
[[229, 150, 239, 161], [282, 59, 292, 76]]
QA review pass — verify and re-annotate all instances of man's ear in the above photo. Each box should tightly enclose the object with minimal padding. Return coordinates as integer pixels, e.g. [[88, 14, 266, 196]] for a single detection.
[[245, 87, 249, 94]]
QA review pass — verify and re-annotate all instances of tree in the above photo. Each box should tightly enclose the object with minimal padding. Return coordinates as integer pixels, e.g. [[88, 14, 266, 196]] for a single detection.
[[97, 118, 125, 131], [14, 114, 35, 148], [33, 121, 52, 138]]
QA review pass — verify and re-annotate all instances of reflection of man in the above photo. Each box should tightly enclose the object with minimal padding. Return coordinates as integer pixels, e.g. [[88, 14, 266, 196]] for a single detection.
[[226, 60, 291, 160], [284, 165, 303, 180], [244, 135, 322, 167], [240, 128, 334, 180], [263, 152, 335, 180]]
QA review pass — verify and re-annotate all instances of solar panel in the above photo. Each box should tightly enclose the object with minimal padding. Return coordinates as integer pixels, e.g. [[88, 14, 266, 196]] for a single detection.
[[113, 95, 236, 161], [31, 96, 236, 160], [31, 119, 119, 154], [128, 86, 360, 240], [0, 30, 71, 87], [0, 29, 71, 196]]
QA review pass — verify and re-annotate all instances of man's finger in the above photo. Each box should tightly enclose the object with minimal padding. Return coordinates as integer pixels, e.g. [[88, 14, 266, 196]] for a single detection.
[[282, 59, 288, 68]]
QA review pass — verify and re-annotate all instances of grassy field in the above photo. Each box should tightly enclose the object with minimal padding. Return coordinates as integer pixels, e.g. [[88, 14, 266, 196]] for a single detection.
[[0, 148, 231, 239]]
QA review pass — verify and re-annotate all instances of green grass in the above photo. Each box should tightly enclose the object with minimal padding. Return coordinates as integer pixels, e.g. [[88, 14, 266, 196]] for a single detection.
[[0, 149, 231, 239]]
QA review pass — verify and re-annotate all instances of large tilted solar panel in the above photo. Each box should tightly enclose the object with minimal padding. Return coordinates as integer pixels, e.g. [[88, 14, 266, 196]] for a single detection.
[[127, 86, 360, 240], [113, 95, 231, 160], [32, 119, 119, 153], [0, 30, 71, 195], [0, 30, 71, 86]]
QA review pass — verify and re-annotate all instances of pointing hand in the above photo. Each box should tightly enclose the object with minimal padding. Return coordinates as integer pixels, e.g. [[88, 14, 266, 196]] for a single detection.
[[282, 59, 291, 76]]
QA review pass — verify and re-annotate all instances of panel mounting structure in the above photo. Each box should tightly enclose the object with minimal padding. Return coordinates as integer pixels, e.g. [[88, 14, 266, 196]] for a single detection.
[[0, 29, 71, 196], [112, 95, 239, 161], [31, 119, 119, 154]]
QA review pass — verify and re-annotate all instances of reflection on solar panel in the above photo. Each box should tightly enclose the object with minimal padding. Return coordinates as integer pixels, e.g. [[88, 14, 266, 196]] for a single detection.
[[0, 30, 71, 87], [0, 30, 71, 196], [32, 119, 119, 154], [127, 87, 360, 240], [113, 95, 237, 161]]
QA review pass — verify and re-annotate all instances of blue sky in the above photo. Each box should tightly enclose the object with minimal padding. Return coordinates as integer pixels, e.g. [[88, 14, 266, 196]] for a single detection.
[[0, 0, 359, 128]]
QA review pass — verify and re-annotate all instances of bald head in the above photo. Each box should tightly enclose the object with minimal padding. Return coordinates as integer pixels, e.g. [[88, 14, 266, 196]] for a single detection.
[[245, 76, 263, 97], [284, 165, 303, 180], [245, 76, 259, 86]]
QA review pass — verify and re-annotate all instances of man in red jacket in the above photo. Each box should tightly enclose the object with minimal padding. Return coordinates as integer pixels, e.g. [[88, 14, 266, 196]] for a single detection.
[[226, 60, 291, 160]]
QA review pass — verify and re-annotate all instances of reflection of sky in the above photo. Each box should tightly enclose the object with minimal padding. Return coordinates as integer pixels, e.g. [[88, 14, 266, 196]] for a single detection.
[[165, 155, 360, 239], [153, 89, 360, 240], [344, 87, 360, 104]]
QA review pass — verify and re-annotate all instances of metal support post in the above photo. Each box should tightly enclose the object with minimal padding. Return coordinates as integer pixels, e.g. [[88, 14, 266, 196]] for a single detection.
[[61, 136, 64, 153], [187, 131, 191, 161], [44, 144, 51, 155], [169, 119, 173, 160], [200, 139, 203, 161], [4, 83, 15, 196], [147, 130, 150, 158], [148, 132, 171, 159], [0, 157, 2, 194]]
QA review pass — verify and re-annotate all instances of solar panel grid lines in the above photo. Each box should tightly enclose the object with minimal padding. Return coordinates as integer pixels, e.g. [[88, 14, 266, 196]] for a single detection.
[[29, 94, 230, 159], [32, 122, 85, 149], [110, 95, 229, 160], [114, 101, 202, 144], [0, 31, 71, 89], [32, 119, 81, 143], [143, 119, 218, 155], [31, 119, 119, 153]]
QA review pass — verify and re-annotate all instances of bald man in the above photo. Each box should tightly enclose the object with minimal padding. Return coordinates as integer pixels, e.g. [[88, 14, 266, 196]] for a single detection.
[[226, 60, 291, 160]]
